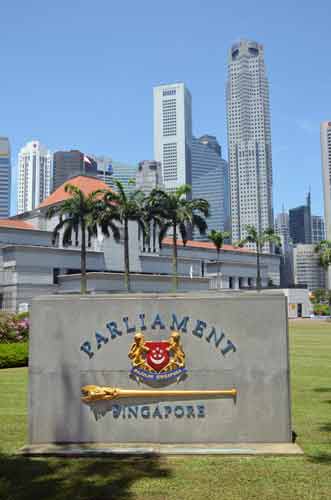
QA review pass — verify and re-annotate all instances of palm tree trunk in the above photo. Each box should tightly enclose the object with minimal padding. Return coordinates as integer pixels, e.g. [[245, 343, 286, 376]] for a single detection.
[[172, 223, 178, 292], [217, 248, 221, 287], [256, 243, 262, 291], [124, 218, 130, 292], [152, 220, 156, 252], [81, 219, 87, 294]]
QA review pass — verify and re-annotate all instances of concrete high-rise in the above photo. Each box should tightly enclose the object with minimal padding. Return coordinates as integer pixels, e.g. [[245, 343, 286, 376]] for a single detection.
[[136, 160, 163, 195], [191, 135, 229, 239], [153, 83, 192, 193], [275, 211, 290, 253], [226, 40, 273, 248], [311, 215, 325, 244], [293, 244, 325, 290], [17, 141, 52, 214], [0, 137, 11, 218], [321, 121, 331, 240], [53, 150, 97, 191]]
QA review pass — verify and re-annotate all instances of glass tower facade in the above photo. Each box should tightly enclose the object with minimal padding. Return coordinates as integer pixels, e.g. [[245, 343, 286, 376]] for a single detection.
[[0, 137, 11, 218], [52, 150, 97, 191], [191, 135, 229, 239], [289, 193, 312, 245], [91, 155, 137, 194]]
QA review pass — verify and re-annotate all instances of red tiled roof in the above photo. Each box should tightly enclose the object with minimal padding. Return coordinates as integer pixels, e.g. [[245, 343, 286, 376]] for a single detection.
[[38, 175, 113, 209], [0, 219, 36, 230], [162, 237, 253, 253]]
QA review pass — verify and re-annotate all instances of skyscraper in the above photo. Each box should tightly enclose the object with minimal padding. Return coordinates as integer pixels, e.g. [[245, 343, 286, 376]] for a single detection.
[[275, 211, 290, 253], [191, 135, 229, 239], [136, 160, 163, 195], [90, 155, 137, 193], [320, 121, 331, 240], [0, 137, 11, 218], [293, 244, 325, 290], [226, 40, 273, 248], [311, 215, 325, 243], [52, 150, 97, 191], [17, 141, 52, 214], [289, 193, 312, 245], [153, 82, 192, 193]]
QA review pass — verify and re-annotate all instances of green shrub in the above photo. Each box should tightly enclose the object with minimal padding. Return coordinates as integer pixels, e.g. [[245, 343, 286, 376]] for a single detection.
[[0, 342, 28, 368], [313, 304, 330, 316]]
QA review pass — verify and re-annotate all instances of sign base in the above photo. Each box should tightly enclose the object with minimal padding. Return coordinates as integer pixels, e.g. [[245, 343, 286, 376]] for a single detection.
[[20, 442, 303, 456]]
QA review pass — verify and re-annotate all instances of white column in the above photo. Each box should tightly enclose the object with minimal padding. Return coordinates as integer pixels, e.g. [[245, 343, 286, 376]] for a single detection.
[[241, 277, 249, 288], [221, 276, 230, 289], [233, 276, 240, 290]]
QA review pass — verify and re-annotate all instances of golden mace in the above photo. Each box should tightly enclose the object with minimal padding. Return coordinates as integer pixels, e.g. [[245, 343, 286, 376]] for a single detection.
[[81, 385, 237, 403]]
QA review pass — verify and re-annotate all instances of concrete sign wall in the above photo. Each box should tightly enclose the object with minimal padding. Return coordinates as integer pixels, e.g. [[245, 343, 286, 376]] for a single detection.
[[29, 292, 291, 444]]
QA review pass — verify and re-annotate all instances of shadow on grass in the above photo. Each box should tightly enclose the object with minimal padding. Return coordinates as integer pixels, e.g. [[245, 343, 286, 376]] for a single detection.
[[308, 452, 331, 465], [314, 387, 331, 393], [0, 454, 170, 500], [319, 423, 331, 433]]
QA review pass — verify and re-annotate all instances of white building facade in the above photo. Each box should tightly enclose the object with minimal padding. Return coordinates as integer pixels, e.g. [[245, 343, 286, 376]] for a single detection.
[[226, 40, 273, 248], [153, 83, 192, 193], [17, 141, 52, 214]]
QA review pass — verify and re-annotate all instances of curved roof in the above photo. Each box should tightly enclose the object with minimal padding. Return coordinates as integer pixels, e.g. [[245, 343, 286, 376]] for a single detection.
[[38, 175, 113, 209]]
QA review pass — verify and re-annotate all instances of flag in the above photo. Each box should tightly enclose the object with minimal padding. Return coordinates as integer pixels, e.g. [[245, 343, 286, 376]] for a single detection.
[[107, 163, 113, 174], [83, 155, 92, 166]]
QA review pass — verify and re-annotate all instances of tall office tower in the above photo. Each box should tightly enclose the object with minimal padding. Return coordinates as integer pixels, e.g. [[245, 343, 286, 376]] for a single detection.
[[226, 40, 273, 248], [191, 135, 229, 239], [321, 121, 331, 240], [17, 141, 52, 214], [92, 155, 114, 187], [136, 160, 163, 194], [289, 193, 312, 244], [52, 150, 97, 191], [311, 215, 325, 243], [0, 137, 11, 218], [275, 211, 291, 253], [153, 82, 192, 194]]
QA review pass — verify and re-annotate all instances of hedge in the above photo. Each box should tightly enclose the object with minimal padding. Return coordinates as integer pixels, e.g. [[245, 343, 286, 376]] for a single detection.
[[313, 304, 330, 316], [0, 342, 28, 369]]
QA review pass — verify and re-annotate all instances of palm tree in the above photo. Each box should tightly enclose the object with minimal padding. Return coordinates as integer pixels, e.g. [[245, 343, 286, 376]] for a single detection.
[[147, 185, 209, 291], [208, 230, 230, 282], [46, 183, 120, 294], [103, 179, 147, 291], [315, 240, 331, 290], [237, 225, 281, 290]]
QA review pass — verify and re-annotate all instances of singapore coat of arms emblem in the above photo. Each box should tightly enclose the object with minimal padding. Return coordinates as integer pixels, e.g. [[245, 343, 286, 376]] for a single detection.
[[128, 331, 187, 382]]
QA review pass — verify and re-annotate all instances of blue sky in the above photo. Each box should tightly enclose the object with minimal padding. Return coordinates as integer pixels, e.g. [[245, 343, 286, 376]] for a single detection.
[[1, 1, 330, 216]]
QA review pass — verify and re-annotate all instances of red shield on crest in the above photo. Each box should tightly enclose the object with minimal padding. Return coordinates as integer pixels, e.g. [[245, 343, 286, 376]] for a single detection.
[[145, 341, 170, 372]]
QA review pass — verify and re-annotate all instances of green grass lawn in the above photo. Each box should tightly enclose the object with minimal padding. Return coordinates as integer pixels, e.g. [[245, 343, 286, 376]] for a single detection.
[[0, 320, 330, 500]]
